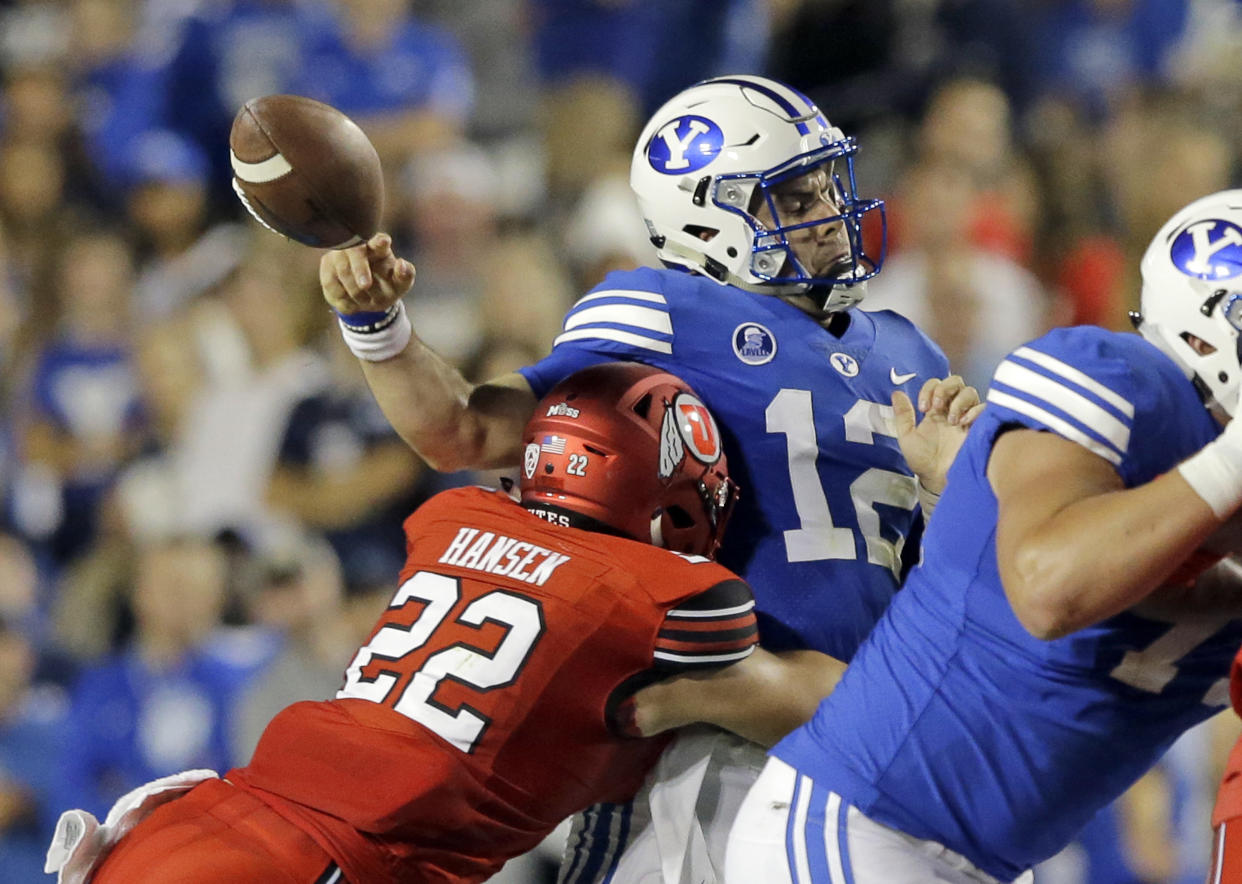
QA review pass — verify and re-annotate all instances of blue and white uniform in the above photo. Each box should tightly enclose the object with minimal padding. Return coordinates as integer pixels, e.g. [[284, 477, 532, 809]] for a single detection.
[[517, 264, 947, 881], [761, 326, 1242, 882], [520, 265, 947, 659]]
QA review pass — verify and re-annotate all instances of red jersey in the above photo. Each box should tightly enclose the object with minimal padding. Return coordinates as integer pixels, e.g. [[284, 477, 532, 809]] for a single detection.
[[229, 486, 757, 884]]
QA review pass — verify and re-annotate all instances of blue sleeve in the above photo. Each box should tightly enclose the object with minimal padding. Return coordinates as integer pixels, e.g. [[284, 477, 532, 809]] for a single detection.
[[517, 346, 615, 399], [981, 328, 1144, 484], [517, 270, 678, 397]]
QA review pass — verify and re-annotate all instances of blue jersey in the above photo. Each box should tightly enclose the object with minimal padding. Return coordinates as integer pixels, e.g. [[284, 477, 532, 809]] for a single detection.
[[775, 326, 1242, 879], [518, 266, 948, 659]]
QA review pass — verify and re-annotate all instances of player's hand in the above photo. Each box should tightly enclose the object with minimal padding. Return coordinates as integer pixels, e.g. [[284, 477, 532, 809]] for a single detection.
[[893, 375, 984, 493], [320, 232, 415, 315]]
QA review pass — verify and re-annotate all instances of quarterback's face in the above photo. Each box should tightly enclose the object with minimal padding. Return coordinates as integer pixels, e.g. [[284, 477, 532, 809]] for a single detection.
[[752, 165, 851, 278]]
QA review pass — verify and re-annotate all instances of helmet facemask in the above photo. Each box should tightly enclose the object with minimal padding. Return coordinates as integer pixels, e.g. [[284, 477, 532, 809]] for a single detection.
[[631, 75, 886, 313], [723, 149, 885, 303]]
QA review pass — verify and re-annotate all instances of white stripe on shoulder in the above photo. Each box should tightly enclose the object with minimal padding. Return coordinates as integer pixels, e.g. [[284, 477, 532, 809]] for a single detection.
[[552, 327, 673, 354], [653, 646, 755, 665], [564, 303, 673, 335], [572, 289, 668, 308], [992, 360, 1131, 454], [986, 389, 1123, 465], [666, 600, 756, 619], [1012, 346, 1135, 417]]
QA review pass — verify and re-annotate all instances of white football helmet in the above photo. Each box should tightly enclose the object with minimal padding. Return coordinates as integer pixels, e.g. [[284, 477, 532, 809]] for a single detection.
[[629, 75, 885, 312], [1135, 189, 1242, 417]]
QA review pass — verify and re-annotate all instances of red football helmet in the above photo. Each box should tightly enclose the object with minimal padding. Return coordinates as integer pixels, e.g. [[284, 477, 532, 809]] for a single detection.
[[520, 362, 738, 558]]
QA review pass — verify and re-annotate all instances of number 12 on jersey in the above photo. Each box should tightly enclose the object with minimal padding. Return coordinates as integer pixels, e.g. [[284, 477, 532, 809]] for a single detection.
[[766, 390, 918, 575], [338, 571, 546, 754]]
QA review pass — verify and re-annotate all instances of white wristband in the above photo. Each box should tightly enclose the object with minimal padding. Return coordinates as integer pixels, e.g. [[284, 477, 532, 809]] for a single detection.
[[337, 301, 412, 362], [917, 481, 941, 521], [1178, 427, 1242, 519]]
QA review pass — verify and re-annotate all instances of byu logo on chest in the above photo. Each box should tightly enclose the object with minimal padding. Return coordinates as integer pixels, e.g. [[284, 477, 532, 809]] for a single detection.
[[1171, 219, 1242, 280], [829, 352, 860, 377]]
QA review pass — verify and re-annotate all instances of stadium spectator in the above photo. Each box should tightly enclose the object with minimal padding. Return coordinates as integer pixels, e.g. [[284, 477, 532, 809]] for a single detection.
[[0, 615, 72, 882], [265, 330, 428, 602], [228, 529, 351, 763], [866, 157, 1051, 390], [12, 227, 142, 572], [909, 76, 1040, 264], [1024, 0, 1191, 122], [58, 536, 250, 819], [120, 0, 340, 213], [120, 129, 248, 323], [293, 0, 475, 219], [171, 236, 329, 542], [530, 0, 770, 208]]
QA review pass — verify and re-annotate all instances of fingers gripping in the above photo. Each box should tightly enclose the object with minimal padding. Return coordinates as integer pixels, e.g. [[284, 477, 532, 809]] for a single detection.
[[918, 376, 980, 426], [320, 233, 415, 314]]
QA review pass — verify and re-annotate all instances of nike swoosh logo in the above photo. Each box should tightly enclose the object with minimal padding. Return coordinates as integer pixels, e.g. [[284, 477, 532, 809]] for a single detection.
[[891, 368, 917, 384]]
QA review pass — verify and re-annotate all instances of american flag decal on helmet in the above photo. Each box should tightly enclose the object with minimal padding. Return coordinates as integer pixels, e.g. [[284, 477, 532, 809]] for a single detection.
[[540, 434, 567, 454]]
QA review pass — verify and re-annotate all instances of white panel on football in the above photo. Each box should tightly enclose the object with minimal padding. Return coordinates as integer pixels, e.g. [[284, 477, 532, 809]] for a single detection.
[[230, 151, 293, 184]]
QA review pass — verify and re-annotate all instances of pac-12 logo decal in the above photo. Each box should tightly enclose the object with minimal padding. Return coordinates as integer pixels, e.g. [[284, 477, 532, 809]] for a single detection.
[[647, 115, 724, 174], [829, 352, 859, 377], [732, 323, 776, 365], [523, 443, 540, 479], [1170, 219, 1242, 280], [659, 393, 722, 478]]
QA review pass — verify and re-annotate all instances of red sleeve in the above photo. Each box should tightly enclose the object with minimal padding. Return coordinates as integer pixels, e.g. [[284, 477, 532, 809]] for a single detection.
[[653, 578, 757, 672]]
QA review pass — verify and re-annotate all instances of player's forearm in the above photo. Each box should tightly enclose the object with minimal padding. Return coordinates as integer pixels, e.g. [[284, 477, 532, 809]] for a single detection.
[[359, 341, 535, 471], [1001, 471, 1223, 639], [632, 649, 845, 748]]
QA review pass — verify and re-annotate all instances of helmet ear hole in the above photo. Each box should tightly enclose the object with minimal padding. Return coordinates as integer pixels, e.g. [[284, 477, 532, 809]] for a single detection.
[[1181, 332, 1218, 356], [682, 225, 718, 242], [665, 505, 695, 529], [632, 393, 653, 419]]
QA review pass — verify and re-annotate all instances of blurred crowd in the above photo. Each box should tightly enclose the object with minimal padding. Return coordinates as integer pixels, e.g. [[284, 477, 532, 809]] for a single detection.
[[0, 0, 1239, 881]]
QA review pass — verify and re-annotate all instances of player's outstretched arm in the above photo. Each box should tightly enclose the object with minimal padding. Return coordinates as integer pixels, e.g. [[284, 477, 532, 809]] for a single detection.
[[321, 234, 537, 471], [893, 375, 983, 494], [626, 649, 845, 748], [989, 428, 1237, 640]]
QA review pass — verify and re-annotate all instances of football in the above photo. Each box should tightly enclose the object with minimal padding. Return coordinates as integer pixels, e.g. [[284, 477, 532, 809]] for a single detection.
[[229, 94, 384, 249]]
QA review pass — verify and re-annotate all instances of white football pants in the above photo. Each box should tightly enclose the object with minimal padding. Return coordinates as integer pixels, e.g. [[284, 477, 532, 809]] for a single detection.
[[724, 757, 1036, 884], [559, 727, 766, 884]]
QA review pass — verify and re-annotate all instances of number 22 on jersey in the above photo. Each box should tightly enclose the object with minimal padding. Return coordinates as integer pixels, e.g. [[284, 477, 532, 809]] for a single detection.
[[338, 570, 545, 754], [767, 390, 918, 575]]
